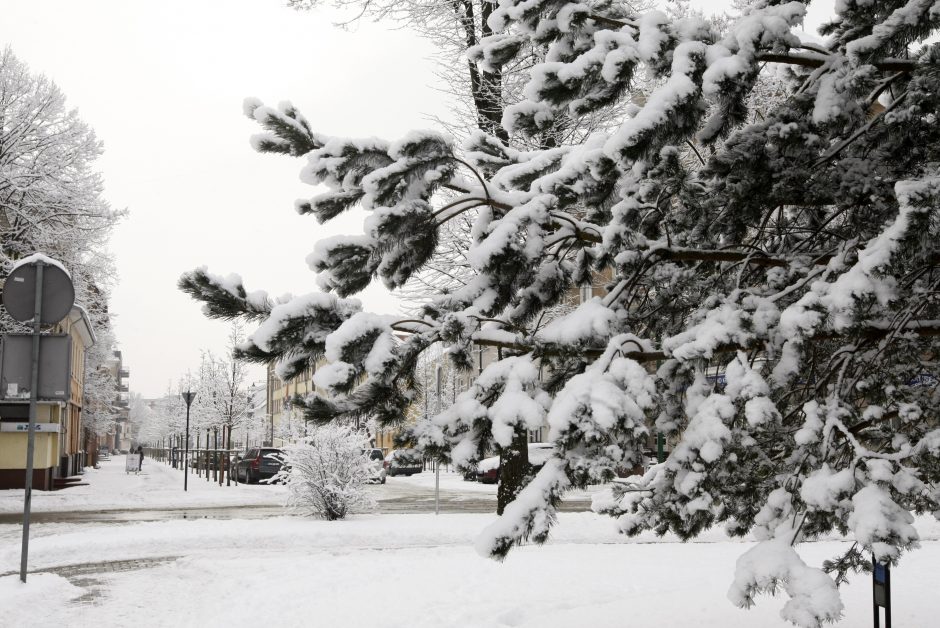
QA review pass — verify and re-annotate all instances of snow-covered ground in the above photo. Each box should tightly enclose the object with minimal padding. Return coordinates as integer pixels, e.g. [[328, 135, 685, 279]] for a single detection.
[[391, 467, 602, 501], [0, 458, 599, 514], [0, 456, 287, 513], [389, 466, 498, 495], [1, 459, 938, 627]]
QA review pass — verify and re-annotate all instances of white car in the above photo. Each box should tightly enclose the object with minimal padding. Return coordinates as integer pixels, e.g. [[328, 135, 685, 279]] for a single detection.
[[363, 448, 387, 484]]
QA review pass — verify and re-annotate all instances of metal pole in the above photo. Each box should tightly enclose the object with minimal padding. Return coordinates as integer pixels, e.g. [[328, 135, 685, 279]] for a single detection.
[[225, 424, 231, 487], [19, 261, 44, 583], [214, 427, 219, 485], [183, 402, 191, 491], [885, 561, 891, 628], [435, 364, 442, 515]]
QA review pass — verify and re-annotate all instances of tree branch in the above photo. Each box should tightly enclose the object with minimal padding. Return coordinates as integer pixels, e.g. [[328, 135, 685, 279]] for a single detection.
[[467, 320, 940, 362], [756, 52, 916, 72]]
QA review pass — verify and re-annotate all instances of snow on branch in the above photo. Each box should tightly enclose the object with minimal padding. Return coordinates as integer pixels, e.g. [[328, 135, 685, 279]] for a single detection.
[[179, 3, 940, 624]]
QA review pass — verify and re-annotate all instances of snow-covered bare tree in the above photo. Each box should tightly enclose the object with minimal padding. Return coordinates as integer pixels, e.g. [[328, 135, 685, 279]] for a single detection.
[[125, 393, 151, 446], [195, 324, 253, 481], [130, 396, 164, 446], [0, 47, 123, 326], [274, 423, 378, 520], [144, 386, 186, 446], [273, 402, 309, 444], [81, 324, 121, 440], [1, 46, 123, 466], [182, 1, 940, 624]]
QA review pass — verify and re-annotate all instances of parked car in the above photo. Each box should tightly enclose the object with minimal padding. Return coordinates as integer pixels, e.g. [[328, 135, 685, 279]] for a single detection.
[[364, 448, 387, 484], [476, 443, 554, 484], [462, 465, 478, 481], [233, 447, 283, 484], [384, 449, 423, 476]]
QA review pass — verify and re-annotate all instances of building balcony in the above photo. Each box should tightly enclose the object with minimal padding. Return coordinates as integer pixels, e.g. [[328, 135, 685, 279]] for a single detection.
[[119, 368, 130, 379], [117, 383, 129, 392]]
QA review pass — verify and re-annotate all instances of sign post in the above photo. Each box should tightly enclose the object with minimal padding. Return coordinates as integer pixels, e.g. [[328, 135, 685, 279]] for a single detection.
[[1, 255, 75, 583], [873, 556, 891, 628]]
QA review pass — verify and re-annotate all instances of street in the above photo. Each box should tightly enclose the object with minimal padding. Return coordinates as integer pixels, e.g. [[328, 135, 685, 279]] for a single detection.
[[0, 457, 592, 524]]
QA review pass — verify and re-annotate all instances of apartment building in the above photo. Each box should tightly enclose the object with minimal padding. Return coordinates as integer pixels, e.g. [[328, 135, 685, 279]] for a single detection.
[[265, 359, 404, 452], [265, 362, 318, 447], [101, 349, 130, 452], [0, 306, 96, 490]]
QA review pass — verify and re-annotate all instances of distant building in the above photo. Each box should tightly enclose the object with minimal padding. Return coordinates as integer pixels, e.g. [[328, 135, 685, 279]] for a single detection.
[[105, 349, 130, 451], [266, 362, 318, 447], [266, 360, 388, 448], [0, 306, 96, 490]]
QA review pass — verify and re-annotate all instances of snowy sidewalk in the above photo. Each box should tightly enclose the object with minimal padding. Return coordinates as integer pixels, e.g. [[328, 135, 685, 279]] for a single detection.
[[2, 512, 939, 627], [0, 456, 286, 514]]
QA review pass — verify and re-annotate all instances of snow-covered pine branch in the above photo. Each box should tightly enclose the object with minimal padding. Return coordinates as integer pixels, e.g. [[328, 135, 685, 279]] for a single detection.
[[181, 2, 940, 624]]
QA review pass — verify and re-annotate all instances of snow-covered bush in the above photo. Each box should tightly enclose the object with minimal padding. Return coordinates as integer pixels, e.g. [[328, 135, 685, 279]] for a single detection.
[[274, 424, 377, 520]]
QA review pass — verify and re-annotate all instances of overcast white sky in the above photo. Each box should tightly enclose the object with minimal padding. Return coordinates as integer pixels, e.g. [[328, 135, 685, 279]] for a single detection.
[[0, 0, 450, 396], [0, 0, 833, 397]]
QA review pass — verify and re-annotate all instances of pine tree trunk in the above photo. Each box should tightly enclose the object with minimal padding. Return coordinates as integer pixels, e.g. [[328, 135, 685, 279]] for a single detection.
[[496, 429, 529, 515]]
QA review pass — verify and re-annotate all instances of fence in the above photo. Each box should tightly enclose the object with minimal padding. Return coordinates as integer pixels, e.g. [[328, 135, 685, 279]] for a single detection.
[[142, 446, 244, 486]]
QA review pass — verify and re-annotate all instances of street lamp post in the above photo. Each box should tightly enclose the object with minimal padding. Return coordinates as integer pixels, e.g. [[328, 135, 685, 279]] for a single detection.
[[435, 365, 442, 516], [181, 390, 196, 491]]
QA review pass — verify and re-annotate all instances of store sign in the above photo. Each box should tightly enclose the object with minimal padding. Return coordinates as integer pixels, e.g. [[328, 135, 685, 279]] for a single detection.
[[0, 422, 61, 433]]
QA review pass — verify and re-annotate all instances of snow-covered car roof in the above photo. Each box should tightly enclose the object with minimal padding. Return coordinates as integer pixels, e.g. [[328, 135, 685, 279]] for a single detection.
[[477, 443, 554, 473]]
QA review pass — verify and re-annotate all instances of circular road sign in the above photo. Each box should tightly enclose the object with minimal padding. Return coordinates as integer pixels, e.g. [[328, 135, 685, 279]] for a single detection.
[[2, 259, 75, 325]]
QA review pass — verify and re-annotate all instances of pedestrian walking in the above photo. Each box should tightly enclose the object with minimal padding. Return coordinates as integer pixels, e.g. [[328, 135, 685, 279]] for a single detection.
[[137, 445, 144, 469]]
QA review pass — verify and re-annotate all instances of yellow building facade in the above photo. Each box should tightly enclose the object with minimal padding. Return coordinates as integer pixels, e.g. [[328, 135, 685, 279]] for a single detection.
[[0, 306, 96, 490]]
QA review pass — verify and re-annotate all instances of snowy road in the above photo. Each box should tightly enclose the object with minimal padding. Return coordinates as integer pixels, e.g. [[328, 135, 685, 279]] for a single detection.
[[0, 458, 591, 523]]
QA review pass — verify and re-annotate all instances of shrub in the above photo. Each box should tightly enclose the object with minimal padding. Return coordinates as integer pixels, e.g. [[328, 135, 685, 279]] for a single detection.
[[275, 424, 377, 520]]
